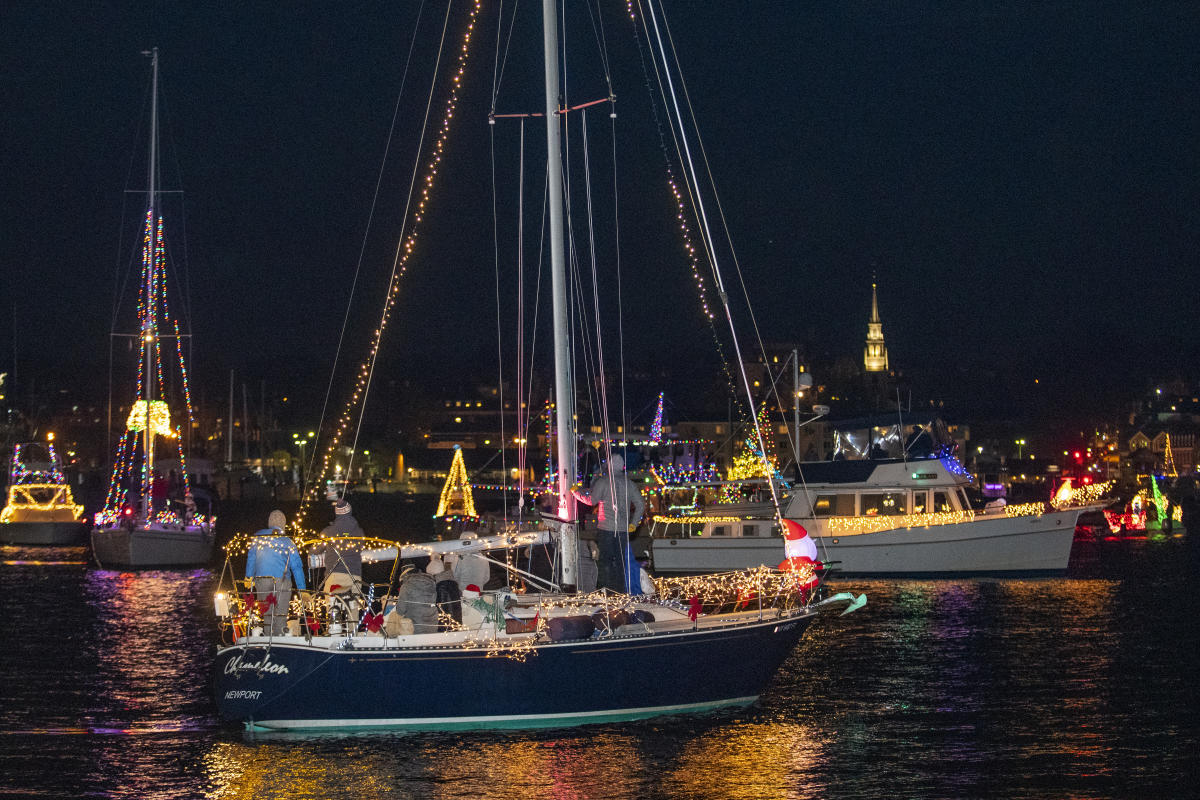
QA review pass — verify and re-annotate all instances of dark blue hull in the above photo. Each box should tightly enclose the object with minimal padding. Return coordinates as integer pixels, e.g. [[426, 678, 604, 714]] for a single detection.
[[214, 612, 814, 731]]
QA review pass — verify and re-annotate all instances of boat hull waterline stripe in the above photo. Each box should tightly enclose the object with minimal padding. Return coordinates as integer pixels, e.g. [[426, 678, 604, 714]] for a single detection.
[[246, 697, 760, 732]]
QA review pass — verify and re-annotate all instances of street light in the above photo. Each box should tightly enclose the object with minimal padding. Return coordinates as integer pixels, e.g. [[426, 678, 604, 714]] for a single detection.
[[1016, 439, 1026, 459], [292, 434, 309, 483]]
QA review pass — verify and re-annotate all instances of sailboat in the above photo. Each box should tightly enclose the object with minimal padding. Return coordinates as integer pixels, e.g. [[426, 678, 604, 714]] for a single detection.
[[212, 2, 859, 731], [0, 441, 87, 545], [90, 49, 215, 569]]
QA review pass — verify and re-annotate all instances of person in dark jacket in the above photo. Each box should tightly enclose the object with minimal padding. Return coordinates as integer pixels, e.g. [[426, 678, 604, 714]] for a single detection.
[[315, 499, 365, 596], [572, 453, 645, 593], [427, 556, 462, 630]]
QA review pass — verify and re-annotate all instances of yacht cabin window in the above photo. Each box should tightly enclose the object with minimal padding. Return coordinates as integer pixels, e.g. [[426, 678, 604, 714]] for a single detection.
[[710, 525, 729, 537], [861, 491, 907, 516], [933, 491, 953, 513], [913, 490, 929, 514], [813, 494, 855, 517], [742, 524, 761, 537]]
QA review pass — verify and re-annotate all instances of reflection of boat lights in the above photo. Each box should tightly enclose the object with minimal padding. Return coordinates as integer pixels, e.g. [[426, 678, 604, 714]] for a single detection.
[[662, 723, 827, 797]]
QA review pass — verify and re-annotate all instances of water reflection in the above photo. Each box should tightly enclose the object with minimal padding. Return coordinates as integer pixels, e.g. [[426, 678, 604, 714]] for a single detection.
[[3, 538, 1196, 798], [658, 721, 826, 799], [84, 569, 216, 724], [785, 576, 1126, 797], [0, 543, 88, 565], [204, 732, 645, 800], [78, 568, 219, 798]]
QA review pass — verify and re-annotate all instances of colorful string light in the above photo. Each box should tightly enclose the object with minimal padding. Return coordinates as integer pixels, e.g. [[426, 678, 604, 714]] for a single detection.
[[649, 392, 665, 443], [96, 207, 202, 530], [649, 464, 722, 485]]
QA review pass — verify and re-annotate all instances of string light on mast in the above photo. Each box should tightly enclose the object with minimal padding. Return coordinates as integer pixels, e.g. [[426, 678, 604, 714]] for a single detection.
[[298, 1, 483, 527]]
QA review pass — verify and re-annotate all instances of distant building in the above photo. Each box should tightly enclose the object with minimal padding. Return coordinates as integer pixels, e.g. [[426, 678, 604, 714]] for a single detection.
[[1126, 429, 1196, 480], [863, 281, 889, 373]]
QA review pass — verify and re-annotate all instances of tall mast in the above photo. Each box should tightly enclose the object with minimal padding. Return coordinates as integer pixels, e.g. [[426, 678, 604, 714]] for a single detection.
[[542, 0, 578, 587], [793, 349, 800, 460], [142, 47, 159, 513]]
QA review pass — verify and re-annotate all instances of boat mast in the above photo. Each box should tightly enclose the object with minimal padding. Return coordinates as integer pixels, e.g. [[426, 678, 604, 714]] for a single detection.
[[793, 349, 800, 460], [142, 47, 159, 515], [542, 0, 578, 587]]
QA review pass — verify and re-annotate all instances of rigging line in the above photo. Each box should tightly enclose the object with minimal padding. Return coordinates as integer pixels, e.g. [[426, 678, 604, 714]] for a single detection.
[[490, 85, 510, 528], [584, 0, 615, 94], [523, 178, 549, 494], [306, 0, 432, 504], [489, 0, 519, 115], [627, 2, 744, 421], [112, 73, 149, 334], [769, 350, 803, 469], [515, 119, 527, 513], [635, 0, 747, 418], [751, 349, 800, 472], [520, 173, 549, 489], [643, 0, 782, 521], [559, 0, 585, 486], [159, 85, 194, 332], [585, 104, 634, 585], [609, 85, 627, 441], [658, 7, 776, 388], [581, 110, 614, 462], [567, 226, 599, 442]]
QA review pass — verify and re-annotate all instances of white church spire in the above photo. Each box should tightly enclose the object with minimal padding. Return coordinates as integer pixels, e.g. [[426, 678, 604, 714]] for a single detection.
[[864, 281, 889, 372]]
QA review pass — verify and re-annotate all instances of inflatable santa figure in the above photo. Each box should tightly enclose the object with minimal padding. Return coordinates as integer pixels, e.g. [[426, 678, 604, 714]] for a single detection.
[[778, 518, 821, 588]]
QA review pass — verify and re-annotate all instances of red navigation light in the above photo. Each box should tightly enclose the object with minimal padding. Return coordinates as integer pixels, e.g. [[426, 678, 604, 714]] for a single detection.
[[1073, 452, 1083, 463], [1082, 476, 1092, 484]]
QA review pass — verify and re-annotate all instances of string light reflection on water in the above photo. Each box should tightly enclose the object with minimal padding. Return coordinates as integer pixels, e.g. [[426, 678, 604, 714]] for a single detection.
[[1, 540, 1197, 798]]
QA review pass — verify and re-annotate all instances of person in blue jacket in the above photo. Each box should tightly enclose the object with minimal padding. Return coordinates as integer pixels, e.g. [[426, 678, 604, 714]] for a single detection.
[[245, 509, 307, 635]]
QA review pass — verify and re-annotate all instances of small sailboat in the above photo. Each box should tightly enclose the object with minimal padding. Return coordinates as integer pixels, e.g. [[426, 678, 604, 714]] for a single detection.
[[212, 2, 858, 732], [0, 441, 87, 545], [90, 49, 215, 568]]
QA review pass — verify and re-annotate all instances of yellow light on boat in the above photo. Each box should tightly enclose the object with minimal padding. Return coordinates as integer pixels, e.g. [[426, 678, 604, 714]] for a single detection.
[[125, 400, 174, 437], [0, 484, 84, 523], [46, 432, 55, 442], [214, 592, 230, 618]]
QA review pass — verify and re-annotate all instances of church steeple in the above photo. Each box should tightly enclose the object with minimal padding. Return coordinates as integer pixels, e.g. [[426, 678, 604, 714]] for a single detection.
[[864, 281, 889, 372]]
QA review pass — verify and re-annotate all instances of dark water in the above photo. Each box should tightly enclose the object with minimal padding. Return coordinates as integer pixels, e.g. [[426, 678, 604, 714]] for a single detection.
[[2, 516, 1198, 799]]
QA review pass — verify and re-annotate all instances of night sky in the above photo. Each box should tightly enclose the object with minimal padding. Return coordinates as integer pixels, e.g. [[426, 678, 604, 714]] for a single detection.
[[3, 2, 1198, 427]]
